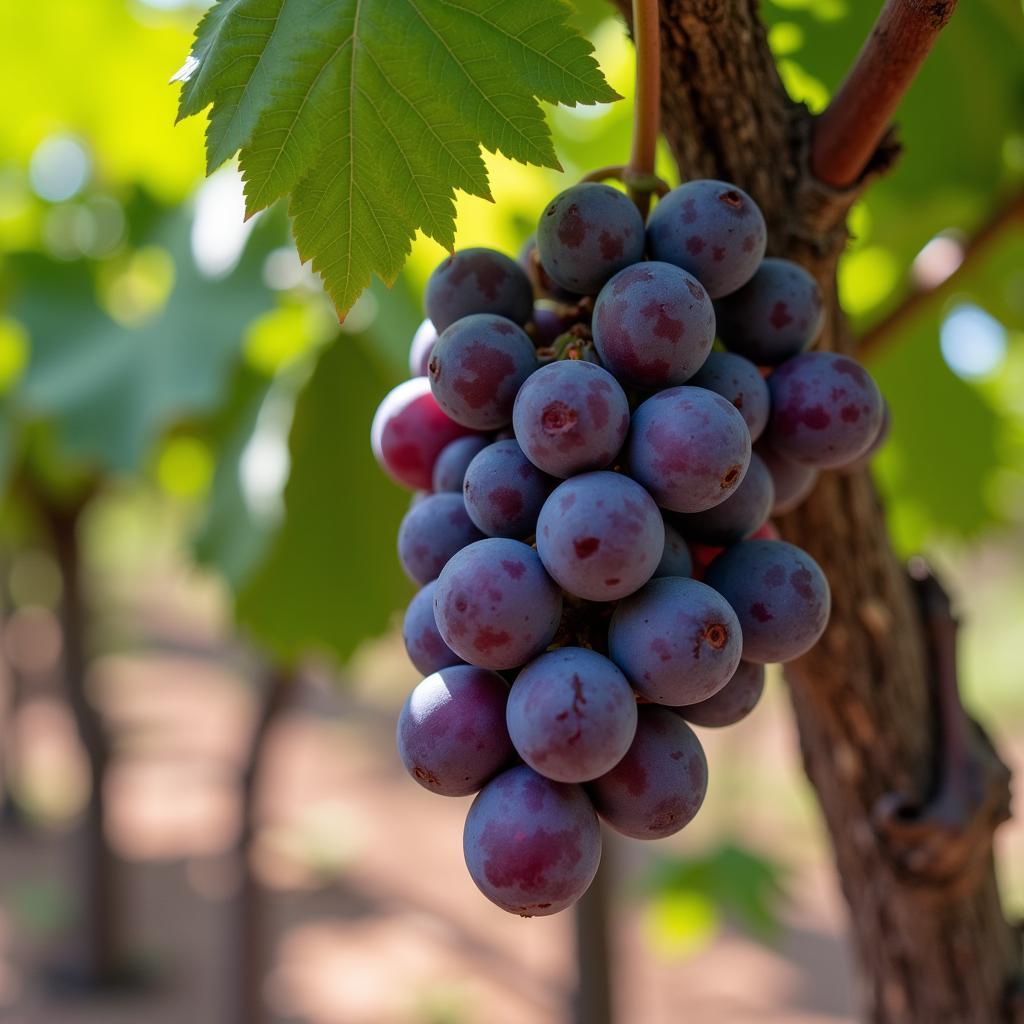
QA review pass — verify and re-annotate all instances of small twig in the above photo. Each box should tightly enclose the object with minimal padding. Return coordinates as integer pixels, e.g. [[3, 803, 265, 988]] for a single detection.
[[811, 0, 958, 189], [627, 0, 661, 218]]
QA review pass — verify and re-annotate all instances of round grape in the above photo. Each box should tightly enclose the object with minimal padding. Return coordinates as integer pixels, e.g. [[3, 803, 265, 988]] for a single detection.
[[840, 398, 891, 474], [409, 318, 438, 377], [432, 435, 491, 493], [402, 581, 465, 675], [671, 452, 774, 545], [512, 360, 630, 478], [755, 439, 819, 515], [464, 765, 601, 916], [462, 440, 554, 538], [397, 492, 484, 585], [654, 521, 693, 578], [689, 350, 770, 441], [425, 248, 533, 332], [677, 661, 765, 728]]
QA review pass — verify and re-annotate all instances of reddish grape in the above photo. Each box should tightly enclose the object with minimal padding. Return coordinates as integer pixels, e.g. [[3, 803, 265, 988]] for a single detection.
[[677, 661, 765, 728]]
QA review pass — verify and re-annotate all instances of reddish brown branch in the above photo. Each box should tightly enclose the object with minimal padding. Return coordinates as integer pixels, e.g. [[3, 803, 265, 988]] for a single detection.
[[811, 0, 958, 189]]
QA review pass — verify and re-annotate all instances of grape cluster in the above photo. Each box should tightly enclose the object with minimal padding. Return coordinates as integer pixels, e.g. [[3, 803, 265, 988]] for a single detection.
[[372, 178, 886, 917]]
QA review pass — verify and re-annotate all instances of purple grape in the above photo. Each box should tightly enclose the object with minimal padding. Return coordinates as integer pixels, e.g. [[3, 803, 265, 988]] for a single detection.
[[428, 314, 538, 430], [626, 387, 752, 513], [463, 765, 601, 916], [397, 492, 484, 585], [432, 435, 491, 493], [402, 581, 465, 675], [755, 438, 819, 515], [587, 707, 707, 839], [671, 452, 774, 545], [704, 539, 830, 663], [518, 236, 578, 301], [536, 472, 664, 602], [768, 351, 884, 469], [715, 258, 824, 364], [434, 538, 562, 670], [591, 262, 715, 387], [646, 180, 766, 298], [512, 360, 630, 478], [840, 398, 891, 473], [462, 440, 554, 538], [689, 350, 770, 441], [608, 576, 742, 706], [371, 378, 477, 491], [506, 648, 638, 783], [654, 521, 693, 578], [536, 183, 645, 295], [397, 665, 514, 796], [425, 248, 533, 332], [408, 318, 438, 377], [677, 661, 765, 728], [532, 300, 582, 346]]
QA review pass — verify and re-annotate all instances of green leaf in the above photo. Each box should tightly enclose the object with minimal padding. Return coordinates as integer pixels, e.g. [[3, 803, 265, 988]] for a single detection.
[[175, 0, 618, 316]]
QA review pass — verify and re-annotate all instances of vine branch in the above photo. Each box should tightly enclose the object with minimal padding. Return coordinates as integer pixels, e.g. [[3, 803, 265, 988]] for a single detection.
[[627, 0, 661, 218], [811, 0, 959, 189]]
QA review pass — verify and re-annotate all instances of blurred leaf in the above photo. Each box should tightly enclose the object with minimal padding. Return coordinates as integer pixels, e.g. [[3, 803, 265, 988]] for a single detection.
[[644, 890, 719, 957]]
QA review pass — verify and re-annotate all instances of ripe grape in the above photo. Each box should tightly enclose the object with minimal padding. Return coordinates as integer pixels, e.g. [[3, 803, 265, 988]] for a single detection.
[[532, 300, 582, 346], [671, 452, 774, 545], [463, 765, 602, 916], [409, 318, 438, 377], [755, 438, 819, 515], [434, 538, 562, 670], [512, 360, 630, 478], [841, 398, 891, 473], [397, 665, 514, 796], [371, 377, 476, 492], [536, 472, 664, 601], [403, 581, 465, 675], [705, 539, 830, 663], [506, 647, 638, 783], [768, 351, 884, 468], [678, 661, 765, 728], [425, 248, 533, 331], [432, 435, 491, 493], [537, 183, 645, 295], [689, 350, 770, 441], [608, 577, 742, 705], [646, 179, 766, 298], [715, 258, 824, 364], [654, 521, 693, 578], [587, 707, 708, 840], [462, 439, 554, 538], [626, 386, 751, 513], [591, 262, 715, 387], [428, 314, 538, 430], [397, 492, 484, 585]]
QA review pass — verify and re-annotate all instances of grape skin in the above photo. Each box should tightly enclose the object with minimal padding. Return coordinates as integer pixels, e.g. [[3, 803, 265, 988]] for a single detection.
[[432, 435, 491, 493], [654, 521, 693, 578], [536, 472, 665, 602], [608, 577, 743, 706], [705, 539, 831, 664], [588, 707, 708, 840], [409, 318, 438, 377], [506, 647, 638, 783], [755, 438, 819, 515], [671, 452, 774, 545], [462, 439, 555, 538], [512, 360, 630, 478], [592, 262, 715, 387], [464, 765, 602, 916], [425, 248, 533, 332], [646, 179, 766, 298], [397, 665, 514, 796], [397, 492, 484, 585], [434, 538, 563, 670], [626, 386, 752, 514], [402, 581, 465, 675], [677, 660, 765, 728], [689, 350, 771, 442]]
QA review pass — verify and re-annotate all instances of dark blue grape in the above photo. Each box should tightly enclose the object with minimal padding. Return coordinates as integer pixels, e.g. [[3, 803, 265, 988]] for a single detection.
[[704, 539, 830, 663], [677, 661, 765, 728], [425, 248, 533, 332], [537, 183, 645, 295], [626, 386, 751, 513], [512, 360, 630, 478], [689, 350, 770, 441], [715, 258, 824, 364], [646, 180, 766, 298], [532, 300, 582, 346], [506, 648, 638, 783], [654, 521, 693, 578], [409, 318, 438, 377], [608, 577, 742, 705], [397, 665, 513, 796], [397, 492, 483, 585], [432, 435, 491, 493], [402, 581, 465, 675], [464, 765, 601, 916], [587, 707, 707, 839], [671, 452, 774, 545], [840, 398, 891, 474], [434, 539, 562, 670], [768, 352, 884, 468], [591, 262, 715, 387], [428, 314, 537, 430], [462, 440, 554, 538], [536, 472, 664, 601], [755, 438, 819, 515]]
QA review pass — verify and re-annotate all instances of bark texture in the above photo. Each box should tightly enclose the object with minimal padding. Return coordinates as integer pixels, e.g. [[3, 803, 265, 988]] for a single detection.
[[617, 1, 1023, 1019]]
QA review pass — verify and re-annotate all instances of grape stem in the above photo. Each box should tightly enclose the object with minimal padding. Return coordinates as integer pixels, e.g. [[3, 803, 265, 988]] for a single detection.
[[627, 0, 662, 219]]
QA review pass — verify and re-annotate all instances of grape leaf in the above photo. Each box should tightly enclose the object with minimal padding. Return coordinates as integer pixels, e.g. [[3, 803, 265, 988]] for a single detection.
[[174, 0, 618, 317]]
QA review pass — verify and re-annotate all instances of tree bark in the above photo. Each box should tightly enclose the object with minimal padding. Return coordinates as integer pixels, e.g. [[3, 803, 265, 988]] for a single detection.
[[616, 1, 1023, 1019]]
